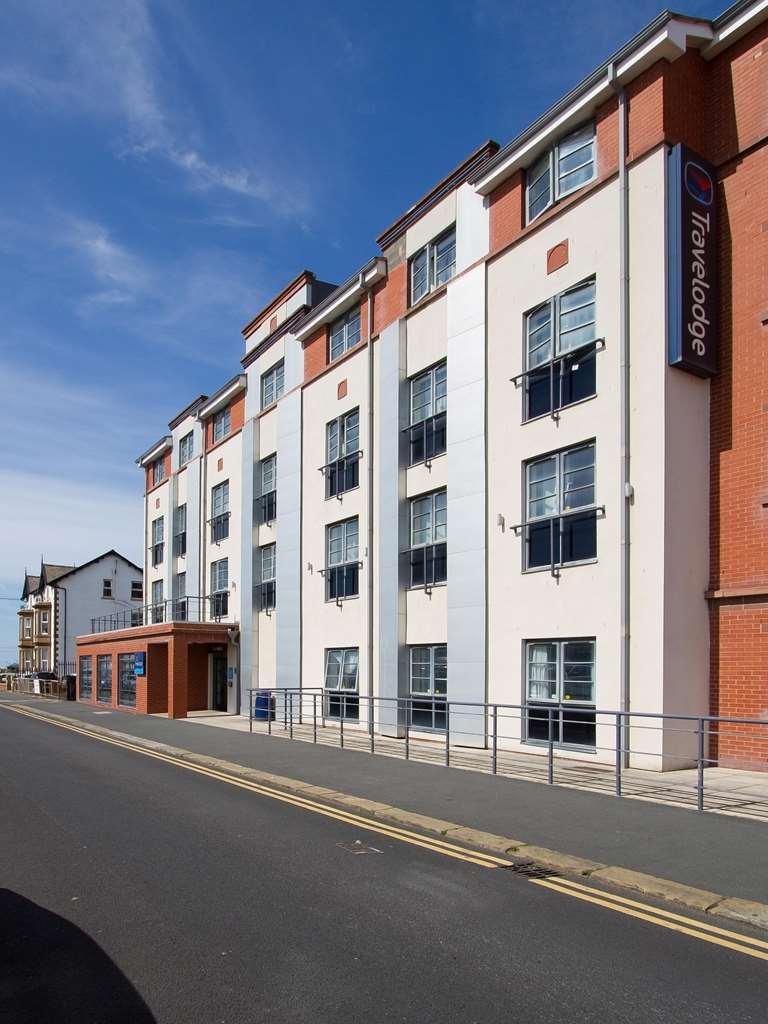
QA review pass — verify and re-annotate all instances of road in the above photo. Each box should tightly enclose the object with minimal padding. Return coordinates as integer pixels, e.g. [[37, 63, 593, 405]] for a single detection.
[[0, 706, 765, 1023]]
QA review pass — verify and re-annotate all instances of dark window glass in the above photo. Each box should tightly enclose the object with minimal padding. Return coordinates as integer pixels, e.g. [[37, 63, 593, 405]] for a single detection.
[[118, 654, 137, 707]]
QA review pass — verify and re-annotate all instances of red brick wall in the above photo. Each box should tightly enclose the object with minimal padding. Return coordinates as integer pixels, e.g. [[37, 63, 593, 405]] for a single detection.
[[145, 451, 171, 495], [372, 261, 407, 335], [77, 638, 154, 713], [146, 643, 168, 714], [489, 170, 524, 256], [303, 324, 329, 381], [187, 646, 209, 711], [204, 391, 245, 452]]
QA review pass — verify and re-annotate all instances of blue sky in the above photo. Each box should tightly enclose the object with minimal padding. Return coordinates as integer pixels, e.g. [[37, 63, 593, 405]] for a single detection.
[[0, 0, 723, 663]]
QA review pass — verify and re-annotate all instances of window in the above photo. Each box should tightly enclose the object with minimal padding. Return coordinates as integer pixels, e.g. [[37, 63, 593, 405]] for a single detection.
[[173, 504, 187, 557], [79, 655, 92, 699], [40, 610, 49, 635], [410, 226, 456, 304], [210, 558, 229, 618], [151, 517, 164, 567], [257, 455, 277, 524], [96, 654, 112, 704], [118, 653, 137, 708], [152, 457, 166, 487], [326, 518, 359, 600], [173, 572, 187, 620], [408, 362, 447, 465], [258, 544, 276, 612], [524, 443, 597, 572], [523, 279, 597, 420], [324, 648, 359, 720], [526, 123, 595, 223], [131, 580, 143, 601], [212, 407, 231, 445], [211, 481, 230, 543], [151, 579, 164, 623], [409, 645, 447, 730], [261, 361, 285, 409], [102, 579, 113, 599], [40, 652, 49, 671], [329, 306, 361, 362], [526, 639, 596, 747], [409, 490, 447, 587], [325, 408, 360, 498], [179, 431, 194, 466]]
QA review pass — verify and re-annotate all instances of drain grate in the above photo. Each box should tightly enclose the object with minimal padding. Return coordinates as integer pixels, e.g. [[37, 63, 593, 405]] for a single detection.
[[502, 860, 556, 879]]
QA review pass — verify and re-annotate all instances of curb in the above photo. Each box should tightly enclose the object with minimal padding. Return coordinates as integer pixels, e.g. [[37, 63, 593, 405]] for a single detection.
[[8, 703, 768, 932]]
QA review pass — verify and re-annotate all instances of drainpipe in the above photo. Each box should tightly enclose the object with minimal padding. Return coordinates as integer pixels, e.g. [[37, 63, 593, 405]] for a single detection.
[[610, 64, 632, 762], [53, 584, 67, 677], [362, 270, 375, 735]]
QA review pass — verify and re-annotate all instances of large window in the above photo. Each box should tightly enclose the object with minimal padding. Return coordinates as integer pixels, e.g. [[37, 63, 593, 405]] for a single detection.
[[173, 504, 187, 557], [173, 572, 187, 620], [179, 431, 194, 466], [152, 456, 165, 487], [526, 639, 596, 747], [409, 645, 447, 731], [324, 648, 359, 720], [40, 610, 49, 634], [151, 579, 164, 623], [261, 361, 285, 409], [131, 580, 143, 601], [523, 279, 597, 420], [79, 655, 92, 699], [257, 454, 277, 524], [101, 579, 112, 599], [210, 558, 229, 618], [211, 480, 230, 543], [410, 226, 456, 304], [325, 408, 360, 498], [151, 517, 164, 567], [212, 407, 231, 445], [526, 123, 595, 223], [326, 517, 359, 600], [408, 362, 447, 465], [410, 490, 447, 587], [118, 653, 137, 708], [329, 306, 361, 362], [524, 443, 597, 572], [258, 544, 276, 612], [96, 654, 112, 704]]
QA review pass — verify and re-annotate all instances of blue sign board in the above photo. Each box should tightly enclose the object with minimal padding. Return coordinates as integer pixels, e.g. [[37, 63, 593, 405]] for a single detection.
[[667, 144, 718, 377], [134, 652, 146, 677]]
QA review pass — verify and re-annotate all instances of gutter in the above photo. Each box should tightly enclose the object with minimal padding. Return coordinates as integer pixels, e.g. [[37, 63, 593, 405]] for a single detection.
[[609, 65, 632, 763], [364, 271, 376, 735]]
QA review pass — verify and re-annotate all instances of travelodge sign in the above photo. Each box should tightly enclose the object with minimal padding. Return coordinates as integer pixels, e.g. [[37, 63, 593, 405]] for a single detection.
[[667, 144, 718, 377]]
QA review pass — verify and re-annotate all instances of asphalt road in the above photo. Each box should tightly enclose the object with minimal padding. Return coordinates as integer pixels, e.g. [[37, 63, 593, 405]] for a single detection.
[[1, 708, 765, 1024]]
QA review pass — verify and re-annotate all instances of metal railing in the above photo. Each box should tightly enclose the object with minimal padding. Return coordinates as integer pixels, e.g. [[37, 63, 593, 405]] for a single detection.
[[89, 594, 233, 633], [405, 412, 446, 465], [255, 490, 277, 526], [321, 450, 361, 499], [246, 689, 768, 818]]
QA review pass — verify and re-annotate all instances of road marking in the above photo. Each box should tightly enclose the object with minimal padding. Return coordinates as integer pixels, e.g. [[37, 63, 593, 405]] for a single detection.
[[530, 877, 768, 962], [0, 704, 508, 869]]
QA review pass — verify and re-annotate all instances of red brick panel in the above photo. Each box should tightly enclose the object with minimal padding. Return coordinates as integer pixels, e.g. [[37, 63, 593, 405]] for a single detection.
[[372, 262, 407, 335], [303, 325, 329, 381], [706, 23, 768, 167], [489, 170, 524, 256], [168, 637, 189, 719], [146, 643, 168, 714], [187, 646, 209, 711]]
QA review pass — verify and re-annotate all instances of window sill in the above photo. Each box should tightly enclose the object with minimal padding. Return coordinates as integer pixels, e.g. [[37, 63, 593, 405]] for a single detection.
[[406, 278, 452, 316], [525, 174, 597, 229], [523, 558, 598, 575], [325, 594, 360, 604], [408, 581, 447, 591]]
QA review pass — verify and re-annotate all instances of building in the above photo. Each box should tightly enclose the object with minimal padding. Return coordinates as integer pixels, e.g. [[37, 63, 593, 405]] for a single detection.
[[76, 1, 767, 769], [19, 553, 143, 677]]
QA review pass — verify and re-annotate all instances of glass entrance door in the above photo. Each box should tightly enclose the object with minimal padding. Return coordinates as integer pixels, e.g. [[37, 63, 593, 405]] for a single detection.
[[212, 654, 228, 712]]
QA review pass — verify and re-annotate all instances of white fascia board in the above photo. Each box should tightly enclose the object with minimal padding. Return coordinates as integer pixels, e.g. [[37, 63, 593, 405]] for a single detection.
[[702, 0, 767, 58], [196, 375, 247, 420], [294, 258, 386, 343], [137, 436, 172, 467], [473, 18, 714, 197]]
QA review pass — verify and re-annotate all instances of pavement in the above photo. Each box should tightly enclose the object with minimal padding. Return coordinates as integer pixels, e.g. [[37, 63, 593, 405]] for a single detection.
[[1, 693, 767, 908], [1, 703, 767, 1024]]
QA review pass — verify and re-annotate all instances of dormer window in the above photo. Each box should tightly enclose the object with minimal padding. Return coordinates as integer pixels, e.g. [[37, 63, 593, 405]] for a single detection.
[[329, 307, 361, 362], [152, 457, 166, 486], [212, 406, 231, 444], [526, 123, 596, 223], [410, 226, 456, 304]]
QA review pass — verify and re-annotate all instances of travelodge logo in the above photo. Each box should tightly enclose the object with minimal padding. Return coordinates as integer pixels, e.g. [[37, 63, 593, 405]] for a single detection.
[[684, 160, 714, 206]]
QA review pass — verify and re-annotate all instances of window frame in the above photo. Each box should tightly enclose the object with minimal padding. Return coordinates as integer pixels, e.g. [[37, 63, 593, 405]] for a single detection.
[[258, 543, 276, 612], [173, 503, 187, 557], [101, 578, 113, 599], [329, 306, 362, 363], [173, 571, 187, 619], [325, 408, 361, 498], [178, 431, 194, 466], [524, 638, 597, 749], [151, 516, 164, 567], [409, 225, 456, 305], [211, 480, 230, 543], [151, 579, 164, 623], [408, 361, 447, 466], [409, 489, 447, 588], [325, 517, 360, 601], [152, 456, 166, 487], [210, 558, 229, 618], [118, 653, 137, 708], [523, 442, 598, 573], [261, 360, 285, 410], [96, 654, 112, 705], [525, 122, 596, 224], [212, 407, 231, 445], [79, 655, 92, 699], [130, 580, 143, 601]]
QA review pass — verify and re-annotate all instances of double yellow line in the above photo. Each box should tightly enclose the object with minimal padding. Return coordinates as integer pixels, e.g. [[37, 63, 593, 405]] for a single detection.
[[5, 701, 768, 962]]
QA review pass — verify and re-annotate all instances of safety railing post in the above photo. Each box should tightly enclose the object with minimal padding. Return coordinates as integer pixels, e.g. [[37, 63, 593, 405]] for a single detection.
[[313, 692, 317, 743], [547, 707, 554, 784], [697, 718, 705, 813], [405, 700, 410, 760], [268, 691, 272, 736], [340, 708, 344, 749], [445, 702, 450, 767], [615, 712, 622, 797], [249, 690, 253, 734], [289, 692, 293, 739], [370, 697, 375, 754], [283, 691, 287, 732], [492, 704, 498, 775]]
